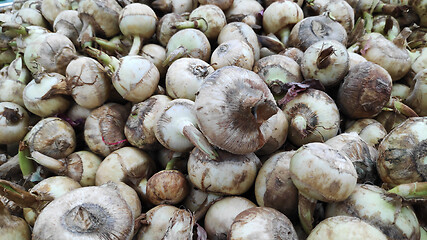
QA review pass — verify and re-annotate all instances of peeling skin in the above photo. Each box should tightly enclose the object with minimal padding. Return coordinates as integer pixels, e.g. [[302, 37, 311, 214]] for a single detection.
[[359, 32, 411, 81], [146, 170, 189, 205], [32, 184, 134, 240], [337, 61, 392, 119], [124, 95, 171, 150], [290, 142, 357, 202], [153, 0, 197, 14], [78, 0, 122, 38], [288, 15, 348, 51], [229, 207, 298, 240], [255, 151, 298, 220], [210, 40, 254, 70], [29, 176, 81, 201], [54, 10, 83, 47], [23, 74, 72, 117], [188, 5, 227, 40], [72, 151, 101, 187], [377, 117, 427, 186], [225, 0, 264, 31], [282, 89, 340, 147], [375, 111, 408, 133], [195, 66, 278, 155], [188, 148, 260, 195], [204, 197, 256, 240], [301, 40, 349, 87], [138, 205, 194, 240], [84, 103, 128, 157], [280, 47, 304, 65], [27, 117, 76, 159], [65, 56, 111, 109], [166, 29, 211, 63], [307, 216, 388, 240], [40, 0, 72, 24], [62, 153, 84, 183], [217, 22, 260, 61], [163, 207, 195, 239], [154, 99, 212, 154], [253, 55, 303, 90], [325, 133, 379, 184], [316, 0, 354, 34], [156, 13, 186, 47], [345, 118, 387, 147], [325, 184, 421, 240], [405, 69, 427, 117], [165, 58, 214, 100], [118, 4, 157, 40], [113, 56, 160, 103], [22, 176, 82, 225], [24, 33, 77, 76], [262, 1, 303, 35], [95, 146, 155, 186], [256, 109, 288, 155]]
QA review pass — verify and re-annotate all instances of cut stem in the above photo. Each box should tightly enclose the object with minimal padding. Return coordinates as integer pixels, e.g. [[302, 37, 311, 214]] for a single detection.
[[393, 101, 418, 117], [383, 16, 397, 40], [393, 27, 412, 49], [42, 78, 70, 99], [165, 158, 179, 170], [175, 18, 208, 33], [257, 34, 286, 52], [252, 99, 278, 125], [1, 22, 28, 37], [30, 151, 65, 174], [7, 41, 16, 48], [0, 179, 39, 209], [386, 98, 419, 117], [18, 141, 35, 180], [17, 57, 29, 84], [291, 115, 308, 138], [71, 1, 79, 10], [182, 124, 219, 161], [128, 35, 143, 56], [135, 178, 148, 202], [79, 22, 95, 48], [298, 192, 317, 234], [85, 46, 120, 73], [370, 0, 382, 14], [388, 182, 427, 200], [363, 12, 373, 33], [374, 2, 401, 16], [94, 37, 125, 53], [17, 69, 28, 84], [162, 46, 188, 67], [193, 193, 222, 221], [278, 27, 291, 46], [347, 43, 360, 53]]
